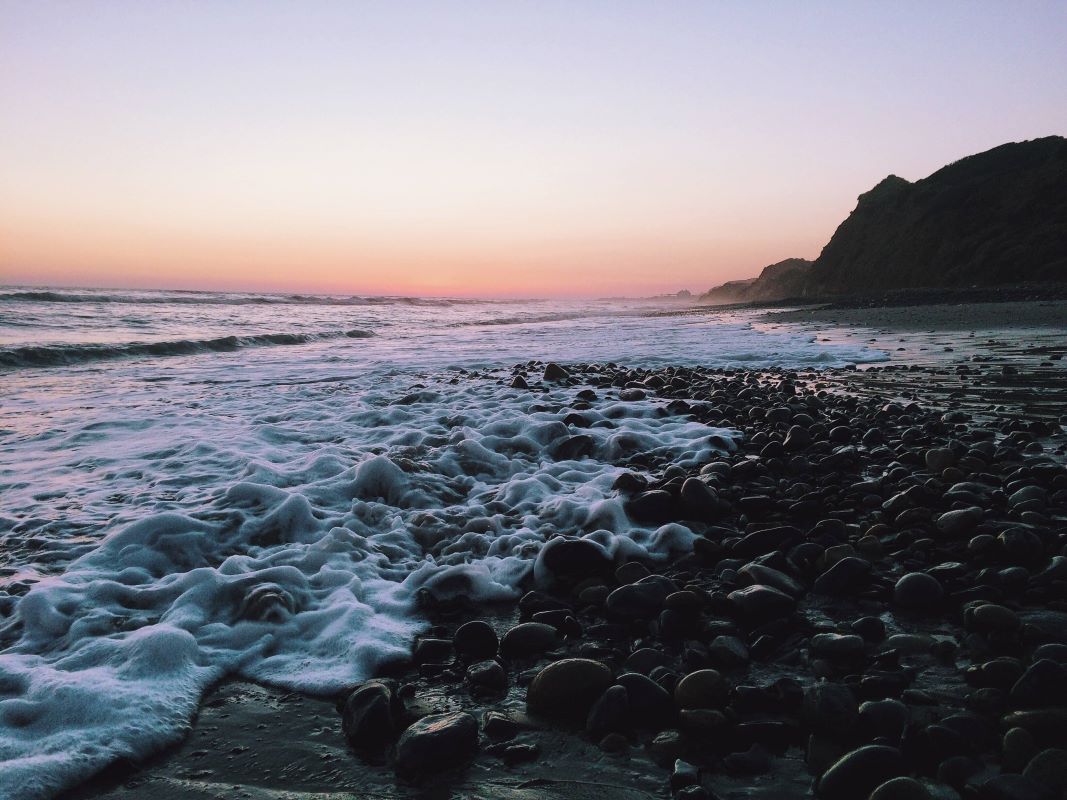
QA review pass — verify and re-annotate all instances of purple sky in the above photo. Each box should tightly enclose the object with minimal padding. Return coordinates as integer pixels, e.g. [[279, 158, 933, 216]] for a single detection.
[[2, 1, 1065, 295]]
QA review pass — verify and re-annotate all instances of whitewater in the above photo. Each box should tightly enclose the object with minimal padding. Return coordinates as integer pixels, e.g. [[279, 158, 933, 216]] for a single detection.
[[0, 287, 887, 799]]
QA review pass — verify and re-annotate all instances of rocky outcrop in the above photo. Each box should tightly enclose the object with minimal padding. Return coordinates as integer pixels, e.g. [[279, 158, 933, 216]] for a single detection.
[[701, 136, 1067, 302]]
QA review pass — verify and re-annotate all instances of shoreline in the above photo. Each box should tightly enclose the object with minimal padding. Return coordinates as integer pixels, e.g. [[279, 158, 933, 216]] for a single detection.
[[65, 323, 1067, 800]]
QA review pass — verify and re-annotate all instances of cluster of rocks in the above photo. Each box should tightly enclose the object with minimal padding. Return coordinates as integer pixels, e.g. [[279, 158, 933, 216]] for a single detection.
[[338, 361, 1067, 799]]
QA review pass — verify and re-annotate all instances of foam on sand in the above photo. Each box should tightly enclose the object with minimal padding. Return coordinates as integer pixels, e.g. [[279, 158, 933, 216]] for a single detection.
[[0, 374, 736, 799]]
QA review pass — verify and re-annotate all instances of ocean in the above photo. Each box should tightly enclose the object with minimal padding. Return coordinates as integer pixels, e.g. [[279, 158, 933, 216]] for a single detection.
[[0, 287, 886, 798]]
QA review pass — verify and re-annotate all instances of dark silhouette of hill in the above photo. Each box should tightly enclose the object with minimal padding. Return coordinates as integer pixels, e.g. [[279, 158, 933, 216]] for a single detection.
[[701, 259, 812, 303], [700, 136, 1067, 303]]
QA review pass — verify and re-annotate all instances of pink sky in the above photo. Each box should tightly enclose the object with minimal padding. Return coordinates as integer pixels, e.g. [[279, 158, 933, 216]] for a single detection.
[[2, 2, 1065, 297]]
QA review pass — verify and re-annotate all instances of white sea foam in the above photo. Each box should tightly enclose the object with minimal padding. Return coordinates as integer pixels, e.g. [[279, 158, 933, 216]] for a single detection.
[[0, 293, 888, 798]]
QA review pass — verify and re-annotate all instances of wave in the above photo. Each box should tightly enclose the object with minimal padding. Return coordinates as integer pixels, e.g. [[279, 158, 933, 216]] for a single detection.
[[448, 309, 638, 328], [0, 290, 490, 307], [0, 329, 374, 370]]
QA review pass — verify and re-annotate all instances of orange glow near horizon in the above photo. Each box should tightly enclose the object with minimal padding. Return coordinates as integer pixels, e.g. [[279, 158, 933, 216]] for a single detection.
[[3, 3, 1066, 298]]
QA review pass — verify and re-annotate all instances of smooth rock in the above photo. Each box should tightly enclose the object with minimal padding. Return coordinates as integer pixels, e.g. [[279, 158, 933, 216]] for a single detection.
[[527, 658, 613, 720], [816, 745, 907, 800], [395, 711, 479, 778], [674, 669, 728, 710]]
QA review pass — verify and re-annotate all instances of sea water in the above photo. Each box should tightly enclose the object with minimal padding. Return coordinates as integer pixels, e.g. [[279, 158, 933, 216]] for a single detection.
[[0, 287, 886, 798]]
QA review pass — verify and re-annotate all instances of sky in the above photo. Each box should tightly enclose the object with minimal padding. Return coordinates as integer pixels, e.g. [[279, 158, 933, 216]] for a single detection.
[[1, 2, 1066, 297]]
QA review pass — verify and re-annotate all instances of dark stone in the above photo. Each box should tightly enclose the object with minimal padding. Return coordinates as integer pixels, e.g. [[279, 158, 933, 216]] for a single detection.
[[413, 637, 453, 665], [586, 684, 629, 738], [1010, 659, 1067, 708], [395, 711, 479, 778], [536, 536, 611, 583], [813, 557, 871, 596], [625, 490, 676, 523], [453, 620, 499, 661], [727, 584, 795, 624], [616, 671, 675, 729], [804, 682, 858, 736], [816, 745, 907, 800], [543, 363, 570, 382], [341, 679, 402, 750], [893, 572, 944, 611], [466, 660, 507, 692], [500, 622, 559, 659], [605, 575, 675, 618], [526, 658, 613, 720], [551, 434, 596, 461], [732, 526, 802, 559]]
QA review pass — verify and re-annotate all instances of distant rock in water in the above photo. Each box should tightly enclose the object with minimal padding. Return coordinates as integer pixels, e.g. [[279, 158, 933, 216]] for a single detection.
[[701, 136, 1067, 302]]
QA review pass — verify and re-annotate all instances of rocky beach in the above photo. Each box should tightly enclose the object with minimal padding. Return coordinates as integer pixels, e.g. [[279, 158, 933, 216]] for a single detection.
[[58, 302, 1067, 800]]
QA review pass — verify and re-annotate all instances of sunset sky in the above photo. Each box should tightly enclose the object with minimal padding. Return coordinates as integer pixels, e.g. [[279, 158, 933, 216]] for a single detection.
[[2, 2, 1066, 297]]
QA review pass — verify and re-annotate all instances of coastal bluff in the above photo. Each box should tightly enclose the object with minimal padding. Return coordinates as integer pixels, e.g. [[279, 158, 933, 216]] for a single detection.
[[701, 136, 1067, 303]]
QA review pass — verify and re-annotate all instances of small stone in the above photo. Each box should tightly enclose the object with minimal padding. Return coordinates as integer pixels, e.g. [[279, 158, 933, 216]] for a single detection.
[[727, 584, 795, 623], [936, 506, 984, 537], [813, 557, 871, 596], [674, 669, 728, 710], [1002, 726, 1038, 772], [586, 684, 629, 738], [925, 447, 957, 472], [816, 745, 906, 800], [341, 679, 401, 750], [1010, 659, 1067, 708], [868, 776, 931, 800], [500, 622, 559, 659], [811, 633, 865, 661], [893, 572, 944, 611], [973, 774, 1056, 800], [466, 660, 507, 692], [453, 620, 499, 660], [395, 712, 479, 778], [526, 658, 613, 720], [535, 536, 611, 583], [616, 672, 674, 729], [709, 635, 750, 668], [804, 682, 858, 736], [1022, 748, 1067, 794], [605, 575, 675, 618], [543, 362, 570, 382]]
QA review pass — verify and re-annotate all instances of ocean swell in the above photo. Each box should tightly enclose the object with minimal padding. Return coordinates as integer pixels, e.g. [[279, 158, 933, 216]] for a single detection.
[[0, 329, 374, 370]]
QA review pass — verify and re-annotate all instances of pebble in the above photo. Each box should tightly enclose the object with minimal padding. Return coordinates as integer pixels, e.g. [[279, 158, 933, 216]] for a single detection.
[[395, 711, 479, 778], [674, 669, 728, 710], [453, 620, 499, 661], [816, 744, 907, 800], [499, 622, 559, 659], [341, 679, 402, 750], [893, 572, 944, 611], [526, 658, 613, 720]]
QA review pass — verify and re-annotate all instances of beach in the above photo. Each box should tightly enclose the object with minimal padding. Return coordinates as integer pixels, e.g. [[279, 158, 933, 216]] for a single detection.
[[15, 297, 1058, 800]]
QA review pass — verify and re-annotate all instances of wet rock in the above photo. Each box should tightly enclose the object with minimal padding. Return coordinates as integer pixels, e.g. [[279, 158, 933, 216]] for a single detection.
[[395, 711, 479, 778], [625, 490, 676, 524], [551, 434, 596, 461], [727, 584, 795, 624], [671, 758, 700, 791], [893, 572, 944, 611], [968, 604, 1021, 633], [858, 699, 909, 742], [804, 682, 858, 736], [680, 477, 721, 520], [674, 669, 728, 710], [586, 684, 629, 738], [724, 743, 772, 774], [811, 633, 865, 661], [813, 557, 871, 596], [413, 637, 453, 665], [617, 671, 674, 729], [709, 635, 750, 668], [500, 622, 559, 659], [1022, 748, 1067, 794], [341, 679, 402, 750], [732, 525, 802, 559], [510, 374, 529, 389], [972, 774, 1056, 800], [543, 363, 570, 382], [535, 536, 612, 584], [526, 658, 613, 720], [816, 745, 907, 800], [483, 711, 520, 741], [605, 575, 675, 618], [466, 660, 507, 692], [936, 506, 984, 537], [1010, 659, 1067, 708], [925, 447, 957, 472], [868, 776, 931, 800], [453, 620, 499, 661], [853, 616, 887, 643], [1003, 726, 1039, 772]]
